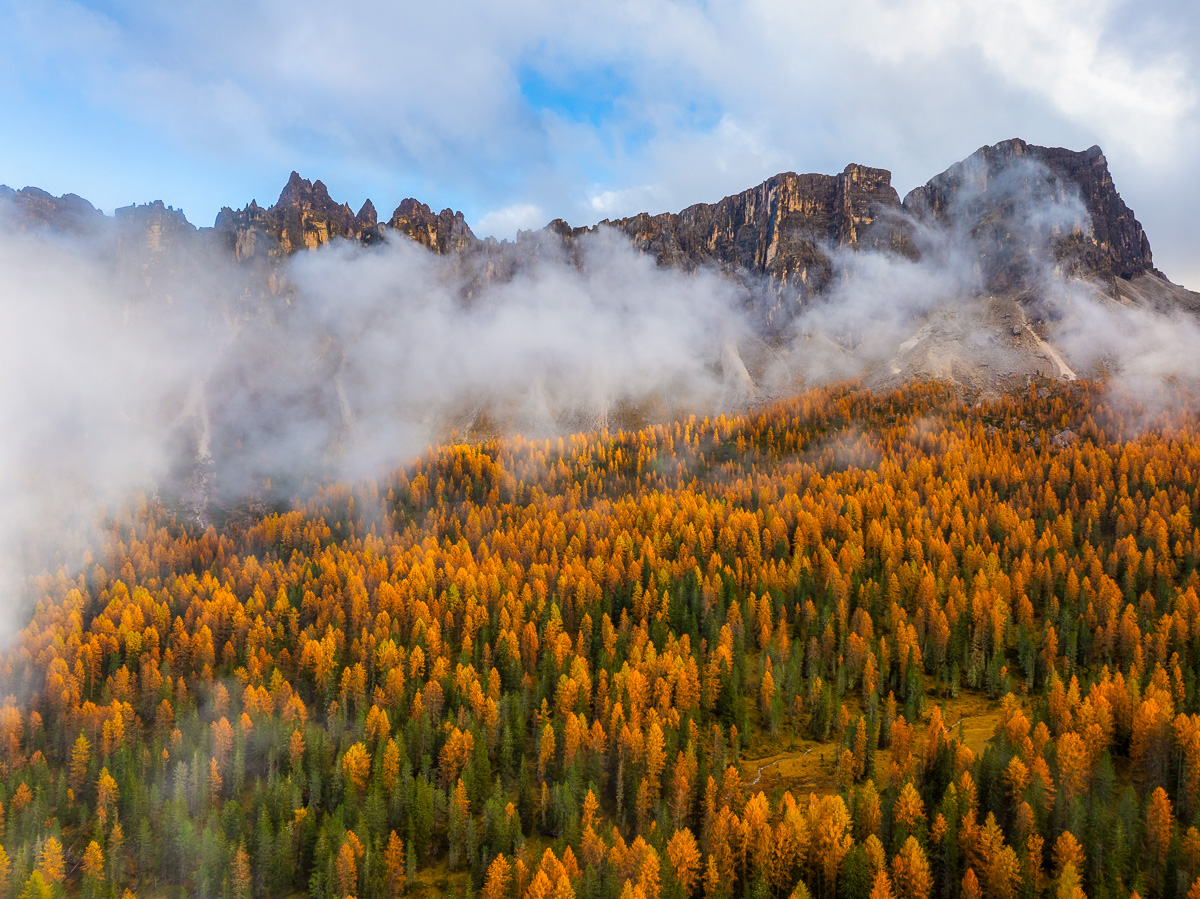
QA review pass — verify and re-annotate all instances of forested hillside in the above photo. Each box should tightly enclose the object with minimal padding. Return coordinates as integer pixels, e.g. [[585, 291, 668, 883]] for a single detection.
[[6, 379, 1200, 899]]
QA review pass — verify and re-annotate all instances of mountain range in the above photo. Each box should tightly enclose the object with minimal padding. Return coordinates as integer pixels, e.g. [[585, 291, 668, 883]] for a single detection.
[[2, 138, 1186, 303]]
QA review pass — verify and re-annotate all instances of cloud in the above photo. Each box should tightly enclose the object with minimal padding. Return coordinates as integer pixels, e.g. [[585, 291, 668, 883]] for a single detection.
[[0, 220, 216, 635], [587, 185, 659, 218], [838, 0, 1196, 164], [476, 203, 546, 239]]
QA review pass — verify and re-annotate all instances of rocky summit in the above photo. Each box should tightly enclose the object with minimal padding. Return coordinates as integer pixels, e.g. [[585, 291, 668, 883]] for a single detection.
[[902, 139, 1157, 290]]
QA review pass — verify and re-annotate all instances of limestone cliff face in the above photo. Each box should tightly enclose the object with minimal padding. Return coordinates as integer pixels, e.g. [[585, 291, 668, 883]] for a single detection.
[[198, 145, 1162, 304], [115, 199, 196, 253], [355, 200, 386, 245], [212, 200, 277, 263], [0, 188, 229, 310], [112, 200, 201, 305], [903, 139, 1158, 290], [355, 199, 378, 229], [271, 172, 359, 252], [599, 164, 910, 298]]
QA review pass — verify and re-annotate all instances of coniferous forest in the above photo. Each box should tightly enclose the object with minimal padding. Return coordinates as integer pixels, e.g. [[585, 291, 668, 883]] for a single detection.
[[8, 378, 1200, 899]]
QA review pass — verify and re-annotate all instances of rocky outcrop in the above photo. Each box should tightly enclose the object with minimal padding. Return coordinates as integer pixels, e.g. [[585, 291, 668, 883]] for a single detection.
[[201, 165, 911, 313], [200, 145, 1153, 306], [271, 172, 358, 252], [212, 200, 277, 263], [355, 200, 385, 245], [214, 172, 375, 261], [0, 185, 105, 234], [903, 139, 1158, 290], [355, 199, 377, 229], [387, 198, 477, 254]]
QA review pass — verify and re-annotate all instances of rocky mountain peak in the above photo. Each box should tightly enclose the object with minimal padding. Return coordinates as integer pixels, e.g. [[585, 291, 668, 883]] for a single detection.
[[4, 140, 1199, 413], [836, 163, 911, 250], [209, 172, 361, 257], [275, 171, 329, 211], [902, 138, 1158, 289], [115, 198, 193, 228], [355, 199, 378, 229], [388, 199, 477, 254]]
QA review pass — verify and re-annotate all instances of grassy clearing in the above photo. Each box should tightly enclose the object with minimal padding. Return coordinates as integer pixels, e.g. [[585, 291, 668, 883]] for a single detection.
[[407, 863, 472, 899], [739, 688, 1008, 799]]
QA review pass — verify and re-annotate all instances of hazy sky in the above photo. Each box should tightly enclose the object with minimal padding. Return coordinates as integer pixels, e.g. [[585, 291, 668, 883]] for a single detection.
[[2, 0, 1197, 287]]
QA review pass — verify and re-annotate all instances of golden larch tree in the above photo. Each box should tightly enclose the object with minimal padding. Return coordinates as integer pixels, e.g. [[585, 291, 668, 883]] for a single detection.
[[38, 837, 64, 885], [891, 837, 931, 899], [483, 854, 513, 899], [667, 827, 701, 894], [871, 870, 894, 899], [231, 844, 252, 899], [383, 831, 405, 898]]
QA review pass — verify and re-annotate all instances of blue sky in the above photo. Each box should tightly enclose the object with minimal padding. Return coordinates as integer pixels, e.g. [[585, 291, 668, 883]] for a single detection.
[[2, 0, 1197, 286]]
